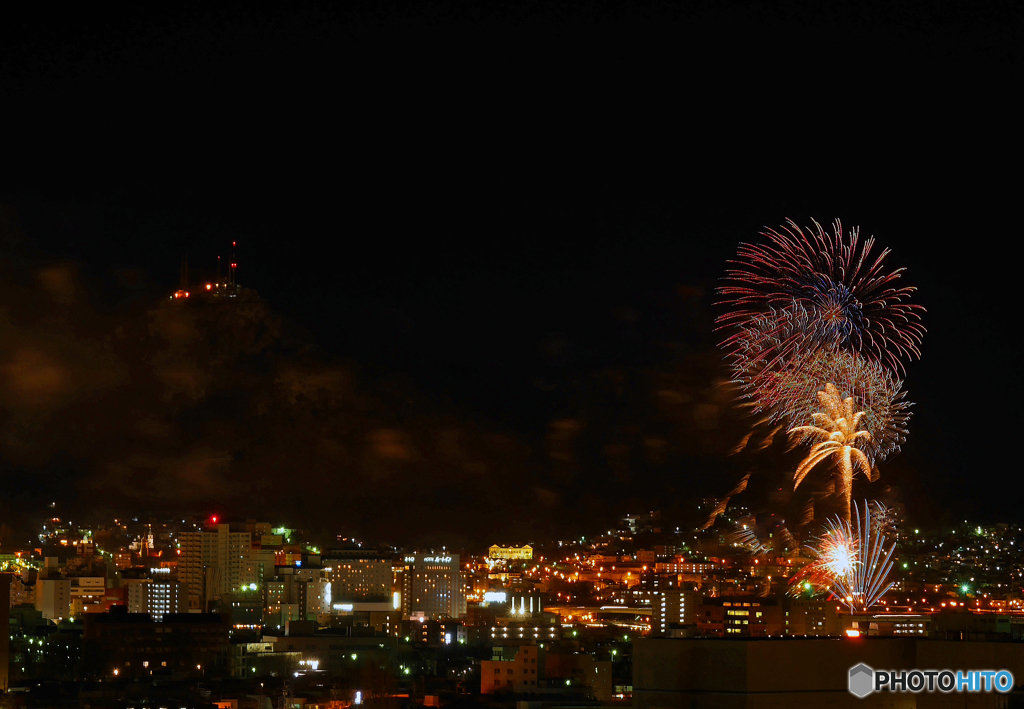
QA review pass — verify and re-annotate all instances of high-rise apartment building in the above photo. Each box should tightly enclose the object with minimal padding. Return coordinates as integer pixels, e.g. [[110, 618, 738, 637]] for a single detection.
[[179, 523, 255, 609], [400, 553, 465, 619], [240, 548, 278, 589]]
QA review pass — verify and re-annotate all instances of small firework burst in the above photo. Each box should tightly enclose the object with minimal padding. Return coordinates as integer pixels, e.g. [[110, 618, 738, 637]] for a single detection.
[[789, 501, 896, 612]]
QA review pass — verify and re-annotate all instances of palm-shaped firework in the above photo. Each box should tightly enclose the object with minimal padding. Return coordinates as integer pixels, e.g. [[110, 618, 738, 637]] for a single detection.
[[789, 501, 896, 613], [790, 383, 876, 522]]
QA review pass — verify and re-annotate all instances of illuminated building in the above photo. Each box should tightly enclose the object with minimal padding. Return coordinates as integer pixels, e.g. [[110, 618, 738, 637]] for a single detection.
[[488, 621, 561, 644], [697, 597, 783, 637], [488, 545, 534, 561], [179, 523, 258, 609], [841, 612, 931, 637], [125, 578, 187, 621], [322, 552, 391, 602], [399, 553, 465, 619], [69, 576, 106, 614], [481, 644, 541, 694], [239, 548, 277, 589], [651, 589, 697, 636], [782, 598, 840, 636], [635, 550, 657, 564]]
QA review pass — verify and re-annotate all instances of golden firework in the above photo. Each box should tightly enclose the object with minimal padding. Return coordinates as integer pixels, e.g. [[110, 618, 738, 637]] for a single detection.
[[789, 383, 876, 522]]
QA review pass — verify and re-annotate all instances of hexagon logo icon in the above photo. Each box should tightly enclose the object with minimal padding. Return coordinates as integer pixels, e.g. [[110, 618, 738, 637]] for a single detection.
[[849, 663, 874, 698]]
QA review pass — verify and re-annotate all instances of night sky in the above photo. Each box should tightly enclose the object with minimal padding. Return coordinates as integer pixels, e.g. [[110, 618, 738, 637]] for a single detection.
[[1, 1, 1021, 545]]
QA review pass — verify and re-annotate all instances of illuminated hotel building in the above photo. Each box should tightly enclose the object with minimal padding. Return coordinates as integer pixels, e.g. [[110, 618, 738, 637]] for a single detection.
[[488, 545, 534, 561], [322, 552, 392, 601], [400, 553, 465, 619]]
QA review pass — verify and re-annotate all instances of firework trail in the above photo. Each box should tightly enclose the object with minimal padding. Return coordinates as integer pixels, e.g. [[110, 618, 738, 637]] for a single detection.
[[730, 515, 796, 556], [700, 472, 750, 530]]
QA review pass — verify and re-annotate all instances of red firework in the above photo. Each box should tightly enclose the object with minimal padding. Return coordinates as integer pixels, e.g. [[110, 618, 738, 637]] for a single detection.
[[717, 218, 925, 375]]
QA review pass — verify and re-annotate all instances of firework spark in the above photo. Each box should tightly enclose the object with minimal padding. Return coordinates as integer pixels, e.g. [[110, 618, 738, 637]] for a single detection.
[[718, 218, 925, 374], [789, 501, 896, 612], [790, 383, 875, 522]]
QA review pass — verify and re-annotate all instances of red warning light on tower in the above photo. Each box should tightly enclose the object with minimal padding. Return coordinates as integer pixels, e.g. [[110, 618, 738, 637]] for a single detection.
[[211, 516, 219, 524]]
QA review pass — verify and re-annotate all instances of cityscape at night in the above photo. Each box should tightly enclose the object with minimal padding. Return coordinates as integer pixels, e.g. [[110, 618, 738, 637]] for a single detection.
[[2, 0, 1023, 707]]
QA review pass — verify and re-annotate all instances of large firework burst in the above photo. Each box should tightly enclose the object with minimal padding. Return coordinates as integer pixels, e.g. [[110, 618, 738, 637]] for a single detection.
[[718, 218, 925, 375], [790, 383, 876, 522], [789, 501, 896, 612]]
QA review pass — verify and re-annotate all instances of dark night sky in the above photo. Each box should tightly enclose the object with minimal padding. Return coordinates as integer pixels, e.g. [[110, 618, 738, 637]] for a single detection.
[[1, 1, 1021, 544]]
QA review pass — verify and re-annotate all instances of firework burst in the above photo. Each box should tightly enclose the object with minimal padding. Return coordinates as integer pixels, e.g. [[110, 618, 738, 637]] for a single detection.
[[789, 501, 896, 612], [790, 383, 876, 522], [772, 350, 910, 462], [718, 218, 925, 374]]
